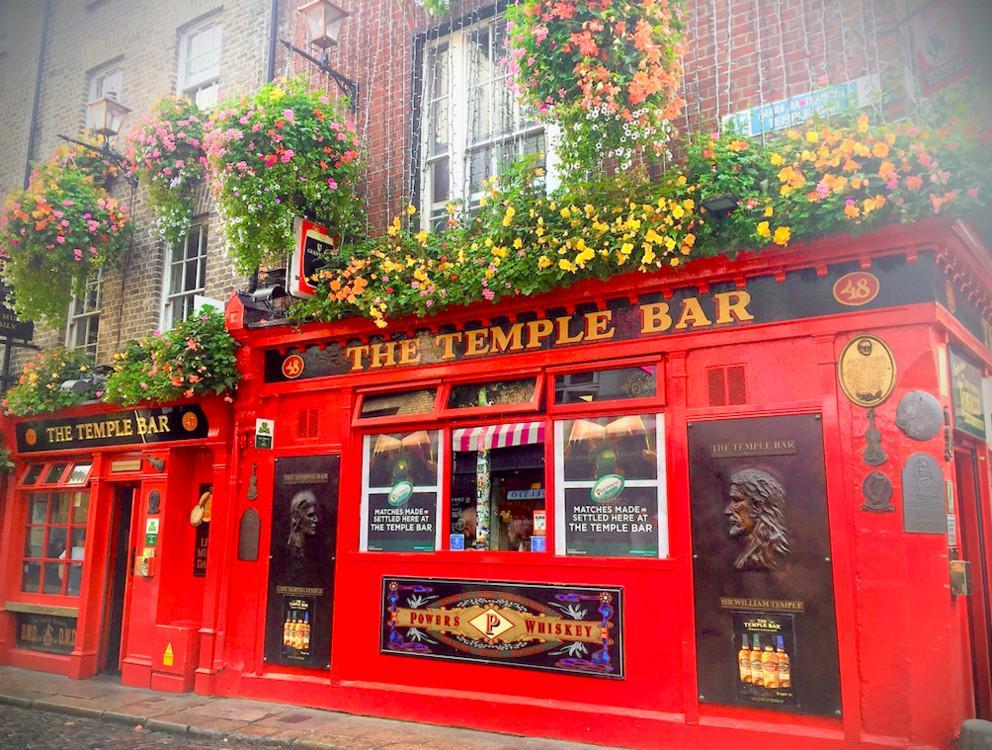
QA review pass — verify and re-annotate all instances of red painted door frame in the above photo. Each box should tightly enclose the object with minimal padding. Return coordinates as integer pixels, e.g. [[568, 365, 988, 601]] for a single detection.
[[955, 439, 992, 718]]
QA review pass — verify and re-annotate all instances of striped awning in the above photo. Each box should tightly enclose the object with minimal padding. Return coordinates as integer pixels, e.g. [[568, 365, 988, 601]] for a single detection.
[[453, 422, 544, 452]]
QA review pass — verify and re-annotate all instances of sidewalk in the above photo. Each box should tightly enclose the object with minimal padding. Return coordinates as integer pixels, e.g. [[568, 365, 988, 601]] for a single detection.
[[0, 665, 611, 750]]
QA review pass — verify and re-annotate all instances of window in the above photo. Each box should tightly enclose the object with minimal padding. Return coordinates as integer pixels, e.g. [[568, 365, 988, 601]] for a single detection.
[[361, 430, 442, 552], [22, 491, 90, 596], [450, 422, 546, 552], [555, 365, 658, 405], [88, 64, 122, 103], [555, 414, 667, 558], [66, 272, 102, 359], [359, 388, 437, 419], [162, 222, 207, 329], [178, 16, 222, 108], [420, 15, 556, 230]]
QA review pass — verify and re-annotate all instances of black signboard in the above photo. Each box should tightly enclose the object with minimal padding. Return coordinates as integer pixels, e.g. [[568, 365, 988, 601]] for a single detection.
[[15, 404, 209, 453], [265, 253, 938, 383], [0, 282, 33, 340], [366, 490, 437, 551], [688, 414, 841, 716], [381, 577, 623, 678], [16, 612, 76, 654], [264, 455, 340, 669]]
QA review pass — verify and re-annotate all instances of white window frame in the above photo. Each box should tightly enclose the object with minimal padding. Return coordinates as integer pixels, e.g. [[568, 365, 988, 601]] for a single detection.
[[360, 431, 445, 553], [65, 271, 103, 359], [160, 221, 208, 330], [553, 414, 669, 558], [177, 14, 222, 109], [87, 63, 122, 104], [419, 14, 559, 230]]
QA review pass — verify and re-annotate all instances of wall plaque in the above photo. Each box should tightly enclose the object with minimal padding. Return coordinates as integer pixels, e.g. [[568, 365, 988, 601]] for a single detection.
[[238, 508, 260, 561], [837, 335, 896, 407], [861, 471, 894, 512], [895, 391, 943, 441], [381, 577, 623, 678], [902, 452, 946, 533], [264, 455, 340, 669], [689, 414, 841, 716]]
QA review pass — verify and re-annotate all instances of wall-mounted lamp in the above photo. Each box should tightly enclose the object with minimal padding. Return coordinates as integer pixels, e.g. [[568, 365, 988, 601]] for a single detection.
[[701, 194, 738, 219], [58, 90, 136, 184], [280, 0, 358, 112]]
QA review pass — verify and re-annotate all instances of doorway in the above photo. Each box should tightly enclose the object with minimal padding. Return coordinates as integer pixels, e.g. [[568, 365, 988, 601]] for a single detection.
[[954, 443, 992, 719], [101, 486, 135, 674]]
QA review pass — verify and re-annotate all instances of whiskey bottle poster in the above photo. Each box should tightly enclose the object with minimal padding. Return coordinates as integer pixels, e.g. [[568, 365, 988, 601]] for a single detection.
[[732, 610, 796, 707], [263, 454, 340, 669], [688, 414, 841, 716]]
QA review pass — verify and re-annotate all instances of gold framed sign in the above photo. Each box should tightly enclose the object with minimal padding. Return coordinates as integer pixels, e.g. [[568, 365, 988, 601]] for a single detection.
[[838, 335, 896, 407]]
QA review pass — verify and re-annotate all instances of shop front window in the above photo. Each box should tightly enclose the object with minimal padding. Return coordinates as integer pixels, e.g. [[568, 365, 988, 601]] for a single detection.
[[450, 421, 546, 552], [21, 491, 89, 596], [361, 430, 442, 552], [554, 365, 657, 404], [554, 414, 667, 558]]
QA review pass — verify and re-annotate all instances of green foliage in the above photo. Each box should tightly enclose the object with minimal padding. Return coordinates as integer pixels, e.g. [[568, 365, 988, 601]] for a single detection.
[[125, 97, 207, 250], [103, 306, 240, 406], [3, 348, 99, 416], [203, 77, 365, 273], [0, 145, 131, 325], [293, 113, 992, 328]]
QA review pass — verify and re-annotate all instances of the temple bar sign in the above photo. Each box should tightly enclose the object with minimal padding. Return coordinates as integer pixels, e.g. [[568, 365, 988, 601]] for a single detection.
[[263, 254, 941, 383], [347, 293, 751, 372], [15, 405, 209, 453]]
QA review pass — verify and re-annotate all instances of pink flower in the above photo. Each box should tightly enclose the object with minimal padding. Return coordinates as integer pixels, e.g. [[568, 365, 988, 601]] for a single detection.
[[326, 178, 338, 189], [483, 288, 495, 301], [263, 154, 277, 167], [73, 248, 82, 260], [280, 149, 294, 162], [967, 187, 979, 198], [283, 108, 295, 124]]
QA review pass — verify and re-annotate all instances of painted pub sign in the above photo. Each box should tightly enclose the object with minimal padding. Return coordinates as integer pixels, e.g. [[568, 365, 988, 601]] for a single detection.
[[381, 578, 623, 678]]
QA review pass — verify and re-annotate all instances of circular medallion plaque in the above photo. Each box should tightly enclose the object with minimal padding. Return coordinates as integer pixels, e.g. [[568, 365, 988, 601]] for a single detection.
[[861, 471, 894, 512], [895, 390, 943, 441], [838, 335, 896, 407]]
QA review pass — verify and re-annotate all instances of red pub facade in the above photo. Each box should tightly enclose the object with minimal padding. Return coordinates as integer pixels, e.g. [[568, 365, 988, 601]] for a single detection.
[[1, 219, 990, 749]]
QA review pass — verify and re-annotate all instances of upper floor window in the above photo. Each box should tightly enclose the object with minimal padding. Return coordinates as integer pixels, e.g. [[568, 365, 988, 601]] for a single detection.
[[162, 222, 208, 329], [66, 272, 102, 359], [419, 16, 555, 230], [85, 63, 123, 130], [178, 16, 222, 109]]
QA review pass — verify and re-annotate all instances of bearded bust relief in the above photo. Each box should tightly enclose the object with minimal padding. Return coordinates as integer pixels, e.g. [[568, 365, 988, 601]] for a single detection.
[[724, 468, 790, 571]]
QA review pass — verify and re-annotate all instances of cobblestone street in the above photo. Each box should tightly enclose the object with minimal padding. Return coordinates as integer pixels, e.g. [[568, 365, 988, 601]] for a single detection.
[[0, 703, 227, 749]]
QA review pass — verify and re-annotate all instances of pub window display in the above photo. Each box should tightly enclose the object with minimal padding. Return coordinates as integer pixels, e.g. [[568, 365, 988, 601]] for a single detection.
[[555, 414, 667, 558], [450, 435, 545, 552], [21, 491, 89, 596], [362, 430, 442, 552]]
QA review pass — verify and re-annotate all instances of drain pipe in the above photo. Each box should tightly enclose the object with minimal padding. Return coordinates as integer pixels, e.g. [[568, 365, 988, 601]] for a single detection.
[[22, 0, 52, 188]]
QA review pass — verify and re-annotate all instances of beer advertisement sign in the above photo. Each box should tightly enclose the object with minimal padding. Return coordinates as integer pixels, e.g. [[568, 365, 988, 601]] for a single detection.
[[381, 577, 624, 678]]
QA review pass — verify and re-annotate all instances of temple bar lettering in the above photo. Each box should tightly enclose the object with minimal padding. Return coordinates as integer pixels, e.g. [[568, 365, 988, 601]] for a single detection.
[[264, 255, 941, 383]]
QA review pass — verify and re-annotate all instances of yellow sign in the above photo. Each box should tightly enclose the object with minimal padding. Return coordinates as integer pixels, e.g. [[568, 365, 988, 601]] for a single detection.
[[163, 642, 174, 667], [838, 335, 896, 408]]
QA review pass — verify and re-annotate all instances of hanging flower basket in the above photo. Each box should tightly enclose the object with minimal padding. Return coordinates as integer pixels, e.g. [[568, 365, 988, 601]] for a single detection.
[[506, 0, 685, 173], [126, 96, 207, 249], [203, 77, 364, 273], [0, 144, 131, 325]]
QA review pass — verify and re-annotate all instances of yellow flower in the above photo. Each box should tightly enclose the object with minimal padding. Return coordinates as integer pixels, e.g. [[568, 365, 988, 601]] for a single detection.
[[268, 87, 285, 101], [559, 259, 575, 272], [769, 152, 785, 166], [856, 113, 870, 133], [416, 230, 428, 245], [513, 238, 523, 249], [538, 255, 551, 269], [773, 226, 791, 246], [764, 205, 774, 217], [756, 221, 771, 238], [406, 204, 416, 215], [805, 131, 819, 144], [642, 243, 656, 265], [671, 204, 685, 219]]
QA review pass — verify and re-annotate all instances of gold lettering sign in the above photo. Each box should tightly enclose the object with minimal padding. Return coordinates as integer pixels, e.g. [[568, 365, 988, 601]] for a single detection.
[[838, 335, 896, 408], [344, 292, 754, 373]]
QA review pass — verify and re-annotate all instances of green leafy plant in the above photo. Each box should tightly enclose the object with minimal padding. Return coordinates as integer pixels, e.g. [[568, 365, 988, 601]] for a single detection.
[[292, 113, 991, 328], [125, 96, 207, 250], [506, 0, 685, 174], [0, 144, 131, 325], [203, 77, 364, 273], [3, 348, 99, 416], [103, 306, 239, 406]]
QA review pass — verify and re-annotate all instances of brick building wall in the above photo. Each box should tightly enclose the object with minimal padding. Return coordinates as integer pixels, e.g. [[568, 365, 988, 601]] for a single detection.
[[0, 0, 980, 374]]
